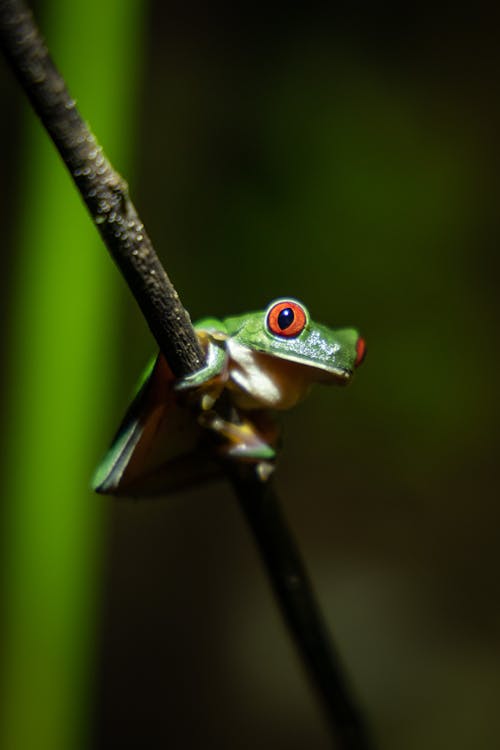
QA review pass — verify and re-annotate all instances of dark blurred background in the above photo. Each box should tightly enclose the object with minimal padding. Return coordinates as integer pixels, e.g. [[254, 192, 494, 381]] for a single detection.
[[1, 2, 500, 749]]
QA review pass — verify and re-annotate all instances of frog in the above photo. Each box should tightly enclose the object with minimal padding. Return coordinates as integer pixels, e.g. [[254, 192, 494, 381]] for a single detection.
[[93, 298, 365, 496]]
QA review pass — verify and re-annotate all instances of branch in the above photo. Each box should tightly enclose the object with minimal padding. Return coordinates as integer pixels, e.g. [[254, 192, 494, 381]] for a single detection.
[[0, 0, 203, 377], [232, 470, 373, 750], [0, 2, 374, 748]]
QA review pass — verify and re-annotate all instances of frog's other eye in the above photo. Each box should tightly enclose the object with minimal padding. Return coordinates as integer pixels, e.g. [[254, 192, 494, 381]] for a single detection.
[[355, 337, 366, 367], [266, 300, 307, 338]]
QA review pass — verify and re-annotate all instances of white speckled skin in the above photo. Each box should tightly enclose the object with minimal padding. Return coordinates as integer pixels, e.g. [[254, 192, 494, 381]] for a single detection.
[[227, 339, 329, 410]]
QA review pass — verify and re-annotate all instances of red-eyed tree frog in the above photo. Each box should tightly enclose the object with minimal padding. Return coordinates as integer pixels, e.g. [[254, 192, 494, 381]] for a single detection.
[[93, 298, 365, 496]]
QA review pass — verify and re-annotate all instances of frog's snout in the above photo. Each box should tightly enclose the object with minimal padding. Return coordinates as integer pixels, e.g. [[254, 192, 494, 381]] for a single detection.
[[355, 337, 366, 368]]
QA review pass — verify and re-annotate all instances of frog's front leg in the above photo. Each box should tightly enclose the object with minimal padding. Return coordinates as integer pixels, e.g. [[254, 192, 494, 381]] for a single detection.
[[174, 335, 228, 410]]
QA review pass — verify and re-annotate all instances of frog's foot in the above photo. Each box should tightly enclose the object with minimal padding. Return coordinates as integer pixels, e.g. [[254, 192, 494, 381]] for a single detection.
[[198, 385, 223, 411], [255, 461, 275, 482], [198, 411, 276, 463]]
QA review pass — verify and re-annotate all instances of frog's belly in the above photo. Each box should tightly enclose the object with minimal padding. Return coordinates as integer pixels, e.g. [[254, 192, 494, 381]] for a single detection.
[[226, 340, 313, 410]]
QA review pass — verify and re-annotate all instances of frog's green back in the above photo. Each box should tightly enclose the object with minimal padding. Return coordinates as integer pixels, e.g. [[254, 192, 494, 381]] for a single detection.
[[194, 316, 229, 334]]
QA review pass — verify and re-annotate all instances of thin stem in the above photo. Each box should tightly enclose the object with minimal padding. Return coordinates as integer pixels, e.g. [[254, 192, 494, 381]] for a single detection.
[[232, 470, 373, 750], [0, 0, 203, 377]]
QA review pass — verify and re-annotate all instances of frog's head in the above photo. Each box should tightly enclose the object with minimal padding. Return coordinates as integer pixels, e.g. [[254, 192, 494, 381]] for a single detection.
[[232, 298, 366, 383]]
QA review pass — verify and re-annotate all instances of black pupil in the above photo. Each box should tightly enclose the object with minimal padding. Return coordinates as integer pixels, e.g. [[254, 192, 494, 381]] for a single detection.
[[277, 307, 294, 330]]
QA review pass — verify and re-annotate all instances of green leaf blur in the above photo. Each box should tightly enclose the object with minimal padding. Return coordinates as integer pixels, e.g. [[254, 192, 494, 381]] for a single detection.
[[0, 2, 144, 749]]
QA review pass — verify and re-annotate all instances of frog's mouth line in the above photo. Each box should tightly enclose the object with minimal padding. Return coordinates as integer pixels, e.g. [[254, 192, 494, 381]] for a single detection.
[[312, 366, 353, 385], [251, 346, 353, 383]]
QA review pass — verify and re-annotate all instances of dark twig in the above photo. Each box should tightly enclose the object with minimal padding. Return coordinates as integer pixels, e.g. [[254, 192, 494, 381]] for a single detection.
[[0, 0, 203, 377], [0, 1, 373, 747], [232, 469, 373, 750]]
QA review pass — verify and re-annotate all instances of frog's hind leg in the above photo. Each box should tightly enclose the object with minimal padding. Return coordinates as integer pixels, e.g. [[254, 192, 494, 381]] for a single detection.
[[198, 409, 278, 481], [198, 411, 274, 459]]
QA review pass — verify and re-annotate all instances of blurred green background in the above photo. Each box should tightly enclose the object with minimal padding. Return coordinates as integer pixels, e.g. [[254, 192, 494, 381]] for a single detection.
[[1, 2, 500, 749]]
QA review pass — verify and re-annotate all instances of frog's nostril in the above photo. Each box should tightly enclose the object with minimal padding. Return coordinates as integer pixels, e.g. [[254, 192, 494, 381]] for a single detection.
[[355, 337, 366, 367]]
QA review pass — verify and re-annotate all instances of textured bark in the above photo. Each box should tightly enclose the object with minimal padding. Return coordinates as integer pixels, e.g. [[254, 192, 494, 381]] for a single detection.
[[0, 0, 204, 377]]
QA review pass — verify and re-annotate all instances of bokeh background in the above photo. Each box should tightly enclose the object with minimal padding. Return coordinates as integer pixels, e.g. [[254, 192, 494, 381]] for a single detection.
[[1, 2, 500, 748]]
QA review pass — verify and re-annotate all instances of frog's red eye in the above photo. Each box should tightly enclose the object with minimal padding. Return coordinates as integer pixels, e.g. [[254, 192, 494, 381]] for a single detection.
[[266, 300, 307, 338], [355, 337, 366, 367]]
